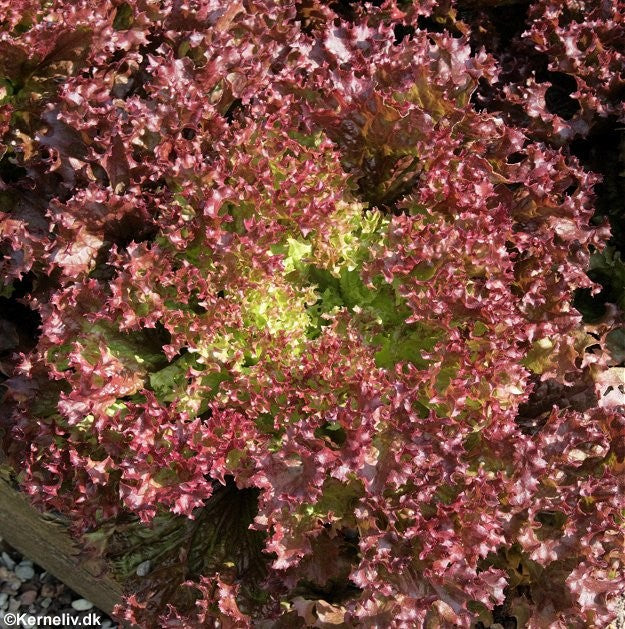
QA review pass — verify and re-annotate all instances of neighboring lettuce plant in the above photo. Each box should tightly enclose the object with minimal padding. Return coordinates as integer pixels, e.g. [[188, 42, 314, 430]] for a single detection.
[[1, 1, 624, 627]]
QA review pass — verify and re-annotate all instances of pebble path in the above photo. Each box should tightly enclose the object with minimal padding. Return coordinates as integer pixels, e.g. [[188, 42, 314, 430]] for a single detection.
[[0, 536, 117, 629]]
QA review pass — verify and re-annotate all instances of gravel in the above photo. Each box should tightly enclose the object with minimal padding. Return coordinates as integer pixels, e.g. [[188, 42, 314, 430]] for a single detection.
[[612, 597, 625, 629], [0, 536, 118, 629]]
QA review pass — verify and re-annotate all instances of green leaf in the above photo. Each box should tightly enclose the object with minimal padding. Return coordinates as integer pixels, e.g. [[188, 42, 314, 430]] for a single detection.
[[522, 337, 555, 375], [76, 324, 167, 373], [435, 362, 459, 393], [589, 247, 625, 310], [411, 261, 437, 281], [373, 324, 441, 369], [339, 267, 373, 308], [606, 328, 625, 364], [149, 354, 197, 402], [308, 478, 364, 522], [0, 282, 14, 298], [0, 78, 14, 105], [473, 321, 488, 337], [113, 3, 134, 30], [369, 287, 411, 326], [337, 268, 410, 326]]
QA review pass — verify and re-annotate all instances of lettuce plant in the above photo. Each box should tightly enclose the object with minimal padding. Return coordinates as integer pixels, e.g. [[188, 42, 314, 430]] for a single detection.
[[1, 1, 624, 627]]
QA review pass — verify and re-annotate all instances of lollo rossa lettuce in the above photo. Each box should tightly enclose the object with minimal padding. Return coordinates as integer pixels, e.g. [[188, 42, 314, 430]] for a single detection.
[[1, 1, 624, 627]]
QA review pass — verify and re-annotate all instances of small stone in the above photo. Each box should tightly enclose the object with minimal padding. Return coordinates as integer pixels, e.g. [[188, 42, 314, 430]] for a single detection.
[[0, 592, 8, 608], [40, 584, 55, 598], [15, 564, 35, 581], [101, 622, 113, 629], [40, 598, 52, 609], [1, 576, 21, 593], [71, 598, 94, 611], [136, 560, 151, 576], [1, 552, 15, 570], [19, 590, 37, 606], [9, 597, 20, 612], [41, 572, 56, 584]]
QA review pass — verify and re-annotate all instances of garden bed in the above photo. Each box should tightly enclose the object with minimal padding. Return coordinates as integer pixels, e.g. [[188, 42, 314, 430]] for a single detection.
[[0, 475, 121, 618]]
